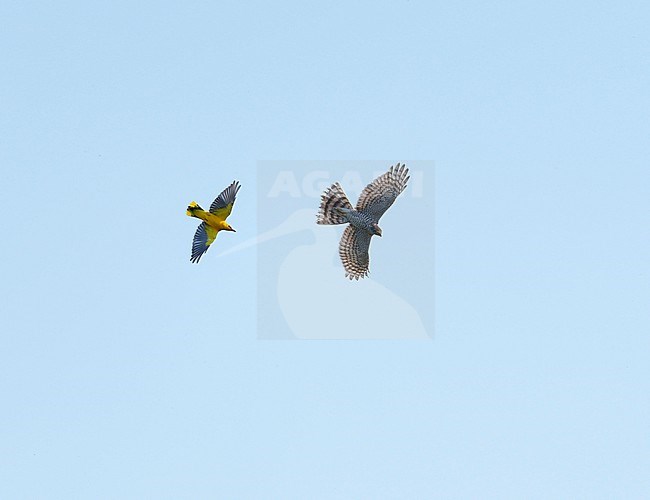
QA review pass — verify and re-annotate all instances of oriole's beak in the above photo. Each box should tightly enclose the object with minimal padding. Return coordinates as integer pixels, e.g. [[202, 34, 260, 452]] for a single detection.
[[231, 228, 237, 232]]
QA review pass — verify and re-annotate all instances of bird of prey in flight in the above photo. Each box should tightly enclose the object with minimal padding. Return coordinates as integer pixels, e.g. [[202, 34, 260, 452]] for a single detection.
[[317, 163, 410, 280], [186, 180, 241, 263]]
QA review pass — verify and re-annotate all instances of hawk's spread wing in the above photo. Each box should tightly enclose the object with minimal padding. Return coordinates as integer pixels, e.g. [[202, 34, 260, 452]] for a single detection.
[[339, 225, 372, 280], [209, 181, 241, 220], [356, 163, 409, 222], [190, 222, 218, 263]]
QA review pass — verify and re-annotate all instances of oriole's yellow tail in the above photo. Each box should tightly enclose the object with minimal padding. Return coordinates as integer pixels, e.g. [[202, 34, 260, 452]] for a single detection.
[[187, 201, 203, 217]]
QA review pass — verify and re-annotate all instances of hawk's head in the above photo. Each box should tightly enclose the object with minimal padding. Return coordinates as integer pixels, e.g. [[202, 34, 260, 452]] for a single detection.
[[371, 223, 383, 237]]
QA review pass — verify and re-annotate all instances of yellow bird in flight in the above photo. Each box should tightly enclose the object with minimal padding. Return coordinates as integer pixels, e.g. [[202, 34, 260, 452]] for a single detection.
[[186, 180, 241, 263]]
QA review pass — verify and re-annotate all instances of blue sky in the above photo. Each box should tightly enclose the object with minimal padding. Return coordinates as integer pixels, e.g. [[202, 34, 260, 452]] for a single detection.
[[1, 1, 649, 498]]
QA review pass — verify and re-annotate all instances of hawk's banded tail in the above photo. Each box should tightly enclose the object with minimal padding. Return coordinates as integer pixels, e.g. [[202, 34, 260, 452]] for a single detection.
[[317, 182, 353, 225]]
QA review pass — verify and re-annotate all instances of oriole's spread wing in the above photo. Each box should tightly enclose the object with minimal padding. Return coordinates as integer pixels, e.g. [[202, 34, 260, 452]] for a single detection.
[[339, 226, 372, 280], [209, 181, 241, 220], [190, 222, 218, 263], [356, 163, 409, 222]]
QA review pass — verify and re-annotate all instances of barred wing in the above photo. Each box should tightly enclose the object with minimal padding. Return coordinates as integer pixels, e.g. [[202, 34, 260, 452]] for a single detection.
[[339, 226, 372, 280], [356, 163, 409, 222], [209, 181, 241, 220], [190, 222, 217, 263]]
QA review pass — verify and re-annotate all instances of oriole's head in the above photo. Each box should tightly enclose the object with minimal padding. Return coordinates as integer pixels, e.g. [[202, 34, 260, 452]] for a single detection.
[[372, 223, 382, 237], [225, 224, 236, 232]]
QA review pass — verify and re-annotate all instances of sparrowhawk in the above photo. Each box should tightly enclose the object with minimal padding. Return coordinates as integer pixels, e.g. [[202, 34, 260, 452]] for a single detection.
[[317, 164, 410, 280]]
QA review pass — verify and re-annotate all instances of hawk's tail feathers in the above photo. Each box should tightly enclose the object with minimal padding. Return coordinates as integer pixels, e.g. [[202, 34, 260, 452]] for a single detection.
[[317, 183, 353, 225], [187, 201, 203, 217]]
